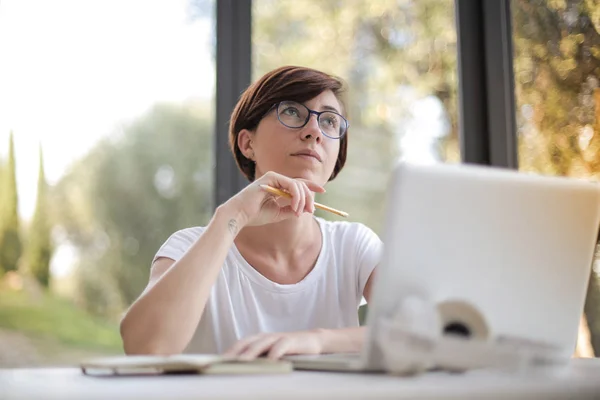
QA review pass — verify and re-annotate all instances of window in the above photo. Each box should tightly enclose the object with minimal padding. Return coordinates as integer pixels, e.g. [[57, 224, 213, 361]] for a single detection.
[[513, 1, 600, 179], [512, 0, 600, 356], [253, 0, 460, 234], [0, 0, 215, 366]]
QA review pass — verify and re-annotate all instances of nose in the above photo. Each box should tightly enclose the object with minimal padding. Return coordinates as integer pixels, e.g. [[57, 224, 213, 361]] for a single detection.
[[301, 113, 322, 142]]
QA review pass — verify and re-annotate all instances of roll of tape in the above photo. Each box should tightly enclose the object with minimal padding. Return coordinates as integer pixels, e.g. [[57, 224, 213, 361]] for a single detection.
[[436, 299, 490, 341], [373, 296, 567, 375]]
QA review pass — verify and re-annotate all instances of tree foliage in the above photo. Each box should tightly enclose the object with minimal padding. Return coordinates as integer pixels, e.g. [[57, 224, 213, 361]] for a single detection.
[[513, 0, 600, 176], [0, 132, 22, 274], [0, 155, 4, 273], [26, 146, 53, 287], [52, 103, 213, 316]]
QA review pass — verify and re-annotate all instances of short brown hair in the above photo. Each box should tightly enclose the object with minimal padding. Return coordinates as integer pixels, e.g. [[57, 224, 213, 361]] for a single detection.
[[229, 66, 348, 182]]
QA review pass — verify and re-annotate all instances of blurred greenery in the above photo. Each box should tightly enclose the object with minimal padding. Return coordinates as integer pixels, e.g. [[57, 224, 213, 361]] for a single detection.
[[0, 289, 121, 351], [513, 0, 600, 177], [0, 132, 22, 275], [25, 147, 53, 287], [51, 102, 214, 318]]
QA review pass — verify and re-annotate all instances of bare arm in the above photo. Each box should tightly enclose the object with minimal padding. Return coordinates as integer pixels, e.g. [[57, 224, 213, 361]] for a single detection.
[[120, 204, 243, 355], [119, 172, 325, 355]]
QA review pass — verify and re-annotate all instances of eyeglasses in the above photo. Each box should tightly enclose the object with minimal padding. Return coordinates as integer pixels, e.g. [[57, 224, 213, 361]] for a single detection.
[[270, 101, 349, 139]]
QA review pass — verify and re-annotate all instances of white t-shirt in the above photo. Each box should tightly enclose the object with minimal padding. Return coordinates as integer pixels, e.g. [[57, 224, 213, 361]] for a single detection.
[[152, 216, 383, 354]]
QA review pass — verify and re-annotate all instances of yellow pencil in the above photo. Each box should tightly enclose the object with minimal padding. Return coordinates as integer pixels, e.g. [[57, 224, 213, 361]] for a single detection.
[[259, 184, 349, 218]]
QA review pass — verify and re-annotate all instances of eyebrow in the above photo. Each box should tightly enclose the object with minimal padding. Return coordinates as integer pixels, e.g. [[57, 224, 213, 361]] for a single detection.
[[320, 104, 342, 114]]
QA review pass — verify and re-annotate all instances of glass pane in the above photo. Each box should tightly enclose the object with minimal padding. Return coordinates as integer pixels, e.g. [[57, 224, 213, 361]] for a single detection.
[[513, 0, 600, 179], [0, 0, 215, 366], [512, 0, 600, 356], [253, 0, 459, 234]]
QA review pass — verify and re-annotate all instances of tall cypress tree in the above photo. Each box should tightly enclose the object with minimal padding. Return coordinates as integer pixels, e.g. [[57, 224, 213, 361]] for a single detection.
[[27, 145, 52, 286], [0, 155, 5, 275], [0, 132, 22, 273]]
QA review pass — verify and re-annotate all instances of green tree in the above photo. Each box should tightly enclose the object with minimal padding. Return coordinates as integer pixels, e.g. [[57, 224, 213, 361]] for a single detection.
[[52, 102, 213, 317], [0, 156, 4, 224], [0, 154, 4, 275], [26, 145, 53, 287], [0, 132, 22, 273], [513, 0, 600, 177]]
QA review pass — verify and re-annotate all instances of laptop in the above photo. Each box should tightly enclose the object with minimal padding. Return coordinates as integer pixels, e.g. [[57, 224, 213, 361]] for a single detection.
[[287, 162, 600, 372]]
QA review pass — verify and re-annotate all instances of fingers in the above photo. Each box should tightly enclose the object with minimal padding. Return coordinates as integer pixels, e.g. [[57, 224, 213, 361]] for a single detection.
[[273, 175, 301, 213], [267, 338, 292, 360], [292, 180, 305, 217], [297, 179, 326, 194], [239, 335, 280, 360], [225, 332, 317, 361], [223, 335, 258, 358], [226, 335, 292, 361], [261, 172, 321, 216], [299, 181, 314, 214]]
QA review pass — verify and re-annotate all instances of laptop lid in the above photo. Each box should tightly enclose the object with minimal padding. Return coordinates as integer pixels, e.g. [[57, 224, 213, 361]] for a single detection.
[[362, 162, 600, 369]]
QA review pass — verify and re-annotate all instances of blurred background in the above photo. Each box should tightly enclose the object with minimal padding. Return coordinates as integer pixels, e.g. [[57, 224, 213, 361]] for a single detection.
[[0, 0, 599, 366]]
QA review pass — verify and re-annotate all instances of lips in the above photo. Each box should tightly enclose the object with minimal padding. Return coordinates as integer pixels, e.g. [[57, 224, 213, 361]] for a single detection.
[[291, 149, 322, 162]]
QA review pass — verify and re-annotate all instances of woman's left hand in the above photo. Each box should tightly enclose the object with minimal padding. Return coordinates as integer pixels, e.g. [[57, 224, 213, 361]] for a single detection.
[[223, 330, 325, 360]]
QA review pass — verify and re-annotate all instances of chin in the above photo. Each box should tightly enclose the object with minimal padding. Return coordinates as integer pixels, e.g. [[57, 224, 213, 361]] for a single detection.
[[281, 168, 323, 184], [257, 166, 328, 185], [295, 171, 329, 185]]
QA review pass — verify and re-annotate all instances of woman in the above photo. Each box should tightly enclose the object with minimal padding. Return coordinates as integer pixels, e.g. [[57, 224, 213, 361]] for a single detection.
[[120, 66, 383, 360]]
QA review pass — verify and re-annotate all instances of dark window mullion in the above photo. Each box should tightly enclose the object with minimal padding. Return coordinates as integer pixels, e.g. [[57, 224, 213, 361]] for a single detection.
[[455, 0, 518, 169], [483, 0, 518, 169], [214, 0, 252, 209]]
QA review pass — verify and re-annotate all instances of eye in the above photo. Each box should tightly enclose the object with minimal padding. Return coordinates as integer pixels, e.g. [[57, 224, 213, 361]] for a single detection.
[[281, 106, 301, 118], [321, 114, 339, 128]]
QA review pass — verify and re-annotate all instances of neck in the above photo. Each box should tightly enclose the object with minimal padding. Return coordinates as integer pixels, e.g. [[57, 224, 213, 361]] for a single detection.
[[236, 214, 319, 258]]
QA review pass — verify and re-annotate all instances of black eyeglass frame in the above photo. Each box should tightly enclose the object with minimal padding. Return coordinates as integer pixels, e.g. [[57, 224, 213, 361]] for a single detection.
[[266, 101, 350, 139]]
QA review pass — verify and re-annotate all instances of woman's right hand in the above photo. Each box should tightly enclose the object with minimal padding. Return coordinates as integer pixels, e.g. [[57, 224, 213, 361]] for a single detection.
[[224, 171, 326, 228]]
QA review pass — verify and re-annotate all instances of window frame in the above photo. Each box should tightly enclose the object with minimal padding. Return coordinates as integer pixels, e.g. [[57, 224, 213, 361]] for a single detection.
[[455, 0, 518, 169]]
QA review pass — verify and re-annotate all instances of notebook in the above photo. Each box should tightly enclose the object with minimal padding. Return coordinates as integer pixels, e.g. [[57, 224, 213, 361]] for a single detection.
[[80, 354, 292, 376]]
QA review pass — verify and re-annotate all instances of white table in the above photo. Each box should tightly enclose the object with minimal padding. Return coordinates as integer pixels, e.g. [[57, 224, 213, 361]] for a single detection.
[[2, 359, 600, 400]]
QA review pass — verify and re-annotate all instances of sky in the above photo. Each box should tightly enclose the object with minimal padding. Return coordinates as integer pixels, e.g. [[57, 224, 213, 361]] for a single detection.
[[0, 0, 214, 222]]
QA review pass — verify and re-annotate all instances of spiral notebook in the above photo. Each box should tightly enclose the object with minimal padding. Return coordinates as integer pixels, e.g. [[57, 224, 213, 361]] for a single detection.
[[80, 354, 293, 376]]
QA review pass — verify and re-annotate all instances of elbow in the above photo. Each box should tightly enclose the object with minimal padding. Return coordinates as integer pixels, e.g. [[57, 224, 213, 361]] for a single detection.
[[120, 314, 143, 355], [119, 312, 155, 355], [119, 313, 183, 356], [120, 331, 170, 356], [122, 344, 166, 356]]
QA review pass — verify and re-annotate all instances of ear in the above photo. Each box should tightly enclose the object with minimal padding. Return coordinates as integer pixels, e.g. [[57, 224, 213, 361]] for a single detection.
[[237, 129, 255, 159]]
